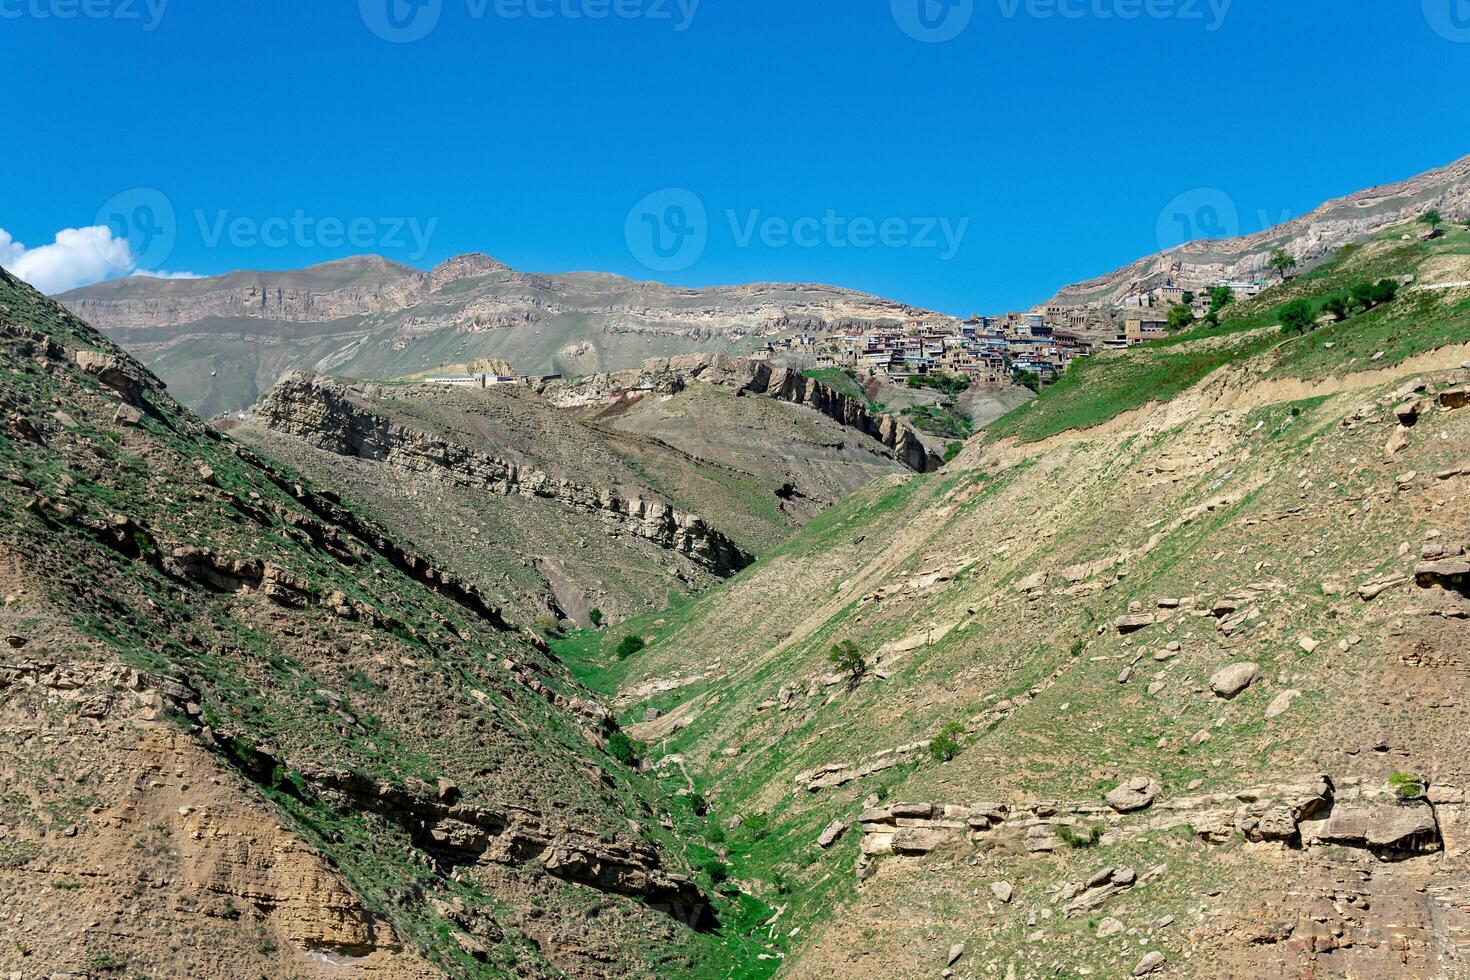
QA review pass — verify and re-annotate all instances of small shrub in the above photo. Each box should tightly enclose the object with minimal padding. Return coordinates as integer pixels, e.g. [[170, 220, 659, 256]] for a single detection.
[[1388, 772, 1424, 800], [615, 635, 646, 660], [1057, 824, 1105, 849], [705, 826, 726, 846], [944, 441, 964, 463], [928, 722, 966, 763], [535, 613, 563, 636], [589, 608, 603, 627], [702, 858, 731, 884]]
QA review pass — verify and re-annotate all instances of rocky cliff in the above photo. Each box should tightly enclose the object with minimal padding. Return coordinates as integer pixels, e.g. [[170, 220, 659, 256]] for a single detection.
[[58, 255, 958, 416], [258, 373, 754, 578]]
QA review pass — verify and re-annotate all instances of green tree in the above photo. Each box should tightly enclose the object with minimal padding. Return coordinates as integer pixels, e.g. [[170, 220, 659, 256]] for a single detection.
[[1419, 209, 1443, 231], [615, 635, 646, 660], [1269, 247, 1297, 280], [1208, 285, 1235, 313], [1322, 294, 1351, 322], [588, 608, 603, 628], [1166, 304, 1196, 331], [1280, 298, 1317, 334], [1014, 370, 1041, 393], [606, 731, 641, 765], [828, 640, 866, 680]]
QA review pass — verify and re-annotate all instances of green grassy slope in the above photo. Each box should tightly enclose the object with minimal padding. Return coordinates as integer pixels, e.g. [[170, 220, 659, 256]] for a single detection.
[[988, 225, 1470, 443]]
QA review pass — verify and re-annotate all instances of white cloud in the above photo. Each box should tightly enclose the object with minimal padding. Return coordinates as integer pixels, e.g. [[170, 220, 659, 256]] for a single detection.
[[129, 269, 204, 281], [0, 226, 196, 295]]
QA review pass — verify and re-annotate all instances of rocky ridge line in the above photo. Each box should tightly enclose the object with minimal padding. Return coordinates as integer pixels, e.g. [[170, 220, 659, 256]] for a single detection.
[[257, 373, 754, 577]]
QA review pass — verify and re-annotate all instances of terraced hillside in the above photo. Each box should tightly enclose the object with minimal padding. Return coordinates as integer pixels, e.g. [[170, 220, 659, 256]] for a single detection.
[[0, 266, 784, 978], [59, 253, 958, 417], [555, 222, 1470, 978], [229, 369, 910, 625]]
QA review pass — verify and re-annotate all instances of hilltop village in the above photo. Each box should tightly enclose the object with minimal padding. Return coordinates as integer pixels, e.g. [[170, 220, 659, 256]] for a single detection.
[[761, 275, 1274, 388]]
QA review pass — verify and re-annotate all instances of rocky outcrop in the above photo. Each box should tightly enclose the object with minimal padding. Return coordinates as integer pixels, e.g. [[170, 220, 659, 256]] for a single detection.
[[258, 374, 753, 577], [855, 774, 1448, 878], [631, 354, 943, 473]]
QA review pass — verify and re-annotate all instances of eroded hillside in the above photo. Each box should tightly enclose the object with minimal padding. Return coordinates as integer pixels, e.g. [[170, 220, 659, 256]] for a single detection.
[[557, 226, 1470, 978], [229, 367, 912, 625], [0, 266, 784, 977]]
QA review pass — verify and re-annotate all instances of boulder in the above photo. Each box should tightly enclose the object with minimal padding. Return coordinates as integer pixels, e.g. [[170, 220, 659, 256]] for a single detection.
[[990, 881, 1014, 903], [1133, 951, 1167, 976], [1299, 801, 1441, 854], [1439, 388, 1469, 411], [1106, 777, 1162, 813], [890, 802, 935, 819], [1210, 662, 1260, 698], [891, 828, 947, 855], [1097, 917, 1125, 938], [817, 819, 847, 849], [946, 942, 964, 966], [1115, 614, 1156, 634]]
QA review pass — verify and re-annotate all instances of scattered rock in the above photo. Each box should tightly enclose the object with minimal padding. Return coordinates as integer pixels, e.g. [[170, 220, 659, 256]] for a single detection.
[[1097, 917, 1125, 938], [991, 881, 1014, 903], [1265, 689, 1301, 719], [1210, 662, 1260, 699], [1298, 635, 1319, 654], [946, 943, 964, 966]]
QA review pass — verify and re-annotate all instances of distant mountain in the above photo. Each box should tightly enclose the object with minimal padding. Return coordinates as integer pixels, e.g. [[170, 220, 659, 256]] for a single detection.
[[60, 254, 956, 417], [1048, 151, 1470, 308]]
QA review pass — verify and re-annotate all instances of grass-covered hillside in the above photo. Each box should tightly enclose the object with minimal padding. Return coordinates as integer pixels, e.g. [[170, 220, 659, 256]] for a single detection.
[[989, 224, 1470, 444], [552, 233, 1470, 977], [0, 266, 786, 978]]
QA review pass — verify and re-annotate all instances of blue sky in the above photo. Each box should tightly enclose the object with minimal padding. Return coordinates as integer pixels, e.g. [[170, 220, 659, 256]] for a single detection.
[[2, 0, 1468, 313]]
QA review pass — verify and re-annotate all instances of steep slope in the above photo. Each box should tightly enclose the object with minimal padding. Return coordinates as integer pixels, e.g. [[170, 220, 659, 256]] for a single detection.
[[59, 254, 958, 416], [0, 265, 780, 977], [555, 225, 1470, 977], [1049, 151, 1470, 308], [229, 370, 907, 625]]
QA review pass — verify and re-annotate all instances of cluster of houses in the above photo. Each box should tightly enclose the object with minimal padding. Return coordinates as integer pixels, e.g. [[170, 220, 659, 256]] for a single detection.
[[754, 275, 1275, 388]]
